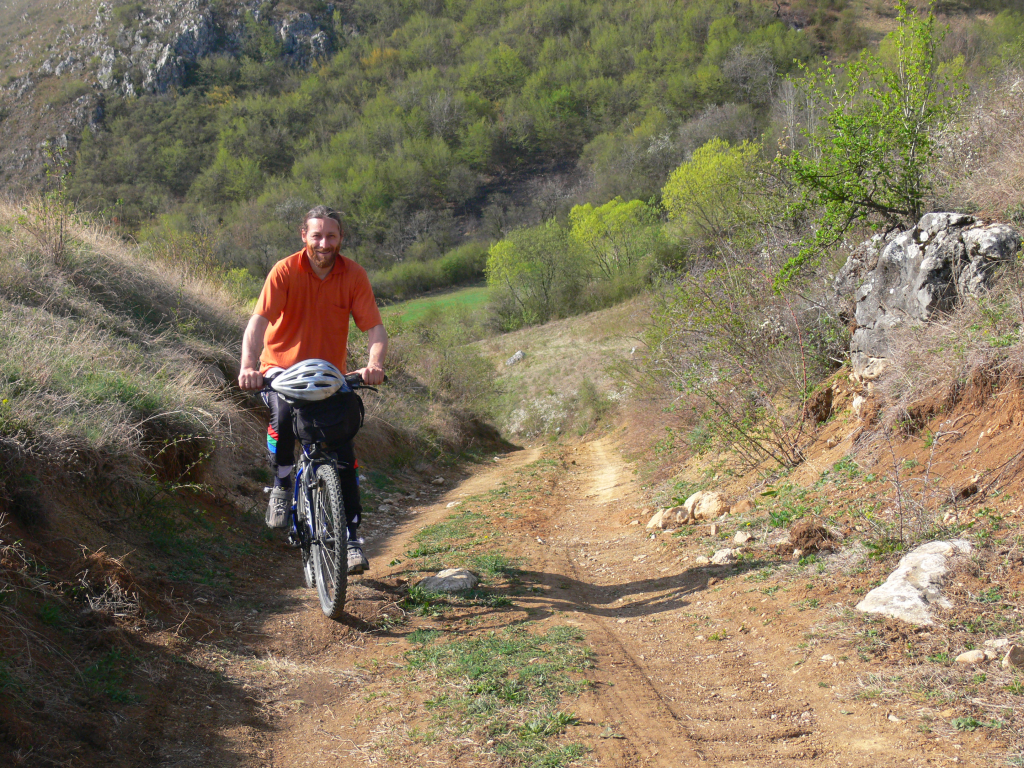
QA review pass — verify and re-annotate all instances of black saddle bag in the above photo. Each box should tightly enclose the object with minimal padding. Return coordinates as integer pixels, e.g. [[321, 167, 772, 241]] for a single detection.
[[292, 390, 364, 447]]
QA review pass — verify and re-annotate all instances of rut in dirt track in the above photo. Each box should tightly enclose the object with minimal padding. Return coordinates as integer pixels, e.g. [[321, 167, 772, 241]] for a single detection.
[[510, 438, 821, 767], [236, 436, 964, 767], [492, 437, 950, 768]]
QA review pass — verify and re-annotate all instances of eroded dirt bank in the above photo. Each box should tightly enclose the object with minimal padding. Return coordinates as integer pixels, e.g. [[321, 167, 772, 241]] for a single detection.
[[150, 433, 1012, 767]]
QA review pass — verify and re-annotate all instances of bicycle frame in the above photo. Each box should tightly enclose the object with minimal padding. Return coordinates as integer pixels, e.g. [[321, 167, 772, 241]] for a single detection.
[[289, 445, 338, 548]]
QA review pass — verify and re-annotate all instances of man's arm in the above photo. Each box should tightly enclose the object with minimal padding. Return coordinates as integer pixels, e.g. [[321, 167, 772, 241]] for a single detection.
[[238, 314, 270, 390], [355, 323, 387, 385]]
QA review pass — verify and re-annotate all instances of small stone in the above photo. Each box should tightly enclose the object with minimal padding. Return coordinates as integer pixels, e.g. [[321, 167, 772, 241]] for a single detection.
[[709, 523, 720, 536], [821, 654, 835, 663], [505, 350, 526, 366], [431, 476, 446, 485], [939, 709, 956, 719], [711, 548, 737, 565], [1002, 645, 1024, 670], [734, 531, 754, 545], [629, 519, 640, 525], [695, 556, 711, 566], [446, 501, 461, 508], [887, 713, 902, 723], [418, 568, 478, 593], [955, 650, 987, 666], [826, 436, 839, 449], [668, 505, 692, 524], [984, 638, 1011, 651]]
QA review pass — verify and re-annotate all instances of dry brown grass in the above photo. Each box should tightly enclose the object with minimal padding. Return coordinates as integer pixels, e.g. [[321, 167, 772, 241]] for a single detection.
[[937, 67, 1024, 221], [877, 259, 1024, 427], [0, 196, 252, 490]]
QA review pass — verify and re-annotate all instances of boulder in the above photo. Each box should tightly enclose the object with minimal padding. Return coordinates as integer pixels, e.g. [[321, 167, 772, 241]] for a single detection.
[[418, 569, 479, 593], [855, 540, 972, 625], [505, 350, 526, 366], [837, 214, 1020, 383], [683, 491, 731, 522]]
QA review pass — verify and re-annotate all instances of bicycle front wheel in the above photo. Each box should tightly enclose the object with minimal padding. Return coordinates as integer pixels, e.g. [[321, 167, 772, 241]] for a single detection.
[[296, 480, 315, 589], [311, 464, 347, 619]]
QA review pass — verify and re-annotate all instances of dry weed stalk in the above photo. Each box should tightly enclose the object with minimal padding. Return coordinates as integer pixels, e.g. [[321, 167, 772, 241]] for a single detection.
[[940, 67, 1024, 220]]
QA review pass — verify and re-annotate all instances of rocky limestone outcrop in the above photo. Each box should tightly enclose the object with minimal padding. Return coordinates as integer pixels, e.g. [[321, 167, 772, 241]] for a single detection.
[[835, 213, 1021, 384], [0, 0, 341, 186]]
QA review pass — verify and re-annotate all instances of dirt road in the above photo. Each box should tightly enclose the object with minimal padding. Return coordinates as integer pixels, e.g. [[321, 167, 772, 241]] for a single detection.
[[170, 436, 1006, 767]]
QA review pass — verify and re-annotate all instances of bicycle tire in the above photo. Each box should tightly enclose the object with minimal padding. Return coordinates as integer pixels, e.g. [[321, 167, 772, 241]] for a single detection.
[[311, 463, 347, 619], [297, 479, 316, 589]]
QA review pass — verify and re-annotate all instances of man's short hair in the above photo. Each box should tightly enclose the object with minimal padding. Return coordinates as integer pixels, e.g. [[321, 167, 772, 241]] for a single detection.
[[302, 205, 344, 236]]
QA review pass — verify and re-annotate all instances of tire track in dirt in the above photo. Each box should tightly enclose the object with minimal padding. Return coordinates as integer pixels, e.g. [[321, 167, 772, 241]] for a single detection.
[[511, 437, 948, 767], [213, 436, 989, 767]]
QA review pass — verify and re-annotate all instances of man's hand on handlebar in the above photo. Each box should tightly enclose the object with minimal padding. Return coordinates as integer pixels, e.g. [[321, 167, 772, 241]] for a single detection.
[[238, 367, 265, 391], [355, 364, 385, 386]]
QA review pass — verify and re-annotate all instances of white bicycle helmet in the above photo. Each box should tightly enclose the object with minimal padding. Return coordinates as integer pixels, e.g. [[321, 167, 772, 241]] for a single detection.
[[270, 359, 344, 401]]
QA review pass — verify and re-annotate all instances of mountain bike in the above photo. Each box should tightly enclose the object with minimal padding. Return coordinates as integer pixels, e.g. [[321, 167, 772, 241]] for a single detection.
[[266, 367, 373, 620]]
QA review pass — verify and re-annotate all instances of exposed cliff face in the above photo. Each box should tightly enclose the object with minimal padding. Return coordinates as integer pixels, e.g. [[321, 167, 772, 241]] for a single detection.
[[835, 213, 1022, 384], [0, 0, 340, 190]]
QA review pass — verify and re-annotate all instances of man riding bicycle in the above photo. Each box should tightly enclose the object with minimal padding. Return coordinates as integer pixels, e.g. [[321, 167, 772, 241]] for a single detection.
[[237, 205, 387, 575]]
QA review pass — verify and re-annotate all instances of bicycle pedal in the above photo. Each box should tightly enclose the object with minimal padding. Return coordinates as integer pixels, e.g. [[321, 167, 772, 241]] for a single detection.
[[286, 532, 302, 548]]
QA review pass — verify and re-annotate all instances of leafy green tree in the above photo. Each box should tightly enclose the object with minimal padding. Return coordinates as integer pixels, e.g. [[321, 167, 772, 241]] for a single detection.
[[779, 0, 965, 282], [485, 220, 585, 329], [661, 137, 761, 255], [568, 197, 660, 280]]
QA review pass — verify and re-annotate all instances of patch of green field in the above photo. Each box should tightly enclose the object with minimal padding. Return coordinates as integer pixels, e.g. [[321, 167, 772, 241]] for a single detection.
[[382, 285, 489, 324]]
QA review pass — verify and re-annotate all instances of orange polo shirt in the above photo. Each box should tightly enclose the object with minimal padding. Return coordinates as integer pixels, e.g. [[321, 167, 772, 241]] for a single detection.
[[255, 249, 383, 374]]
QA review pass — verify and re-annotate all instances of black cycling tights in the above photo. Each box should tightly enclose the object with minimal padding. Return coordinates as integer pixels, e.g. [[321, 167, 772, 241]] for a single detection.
[[262, 390, 363, 539]]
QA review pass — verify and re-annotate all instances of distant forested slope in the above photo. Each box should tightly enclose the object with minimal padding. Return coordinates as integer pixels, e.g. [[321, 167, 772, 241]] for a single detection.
[[69, 0, 820, 275]]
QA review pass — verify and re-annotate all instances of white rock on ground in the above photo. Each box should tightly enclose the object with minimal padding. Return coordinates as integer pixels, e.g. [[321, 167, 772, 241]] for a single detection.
[[711, 548, 737, 565], [418, 569, 479, 593], [683, 491, 731, 521], [855, 540, 972, 625], [955, 650, 987, 666], [734, 531, 754, 545]]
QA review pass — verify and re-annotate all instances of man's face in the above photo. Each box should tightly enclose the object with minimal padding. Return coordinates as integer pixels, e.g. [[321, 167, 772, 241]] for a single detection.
[[302, 217, 342, 271]]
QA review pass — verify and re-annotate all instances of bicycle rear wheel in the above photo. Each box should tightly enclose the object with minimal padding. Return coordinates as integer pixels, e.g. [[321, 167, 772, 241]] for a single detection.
[[311, 463, 347, 619]]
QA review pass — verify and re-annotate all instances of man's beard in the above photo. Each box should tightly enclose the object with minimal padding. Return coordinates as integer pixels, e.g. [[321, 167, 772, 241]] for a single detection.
[[308, 245, 340, 271]]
